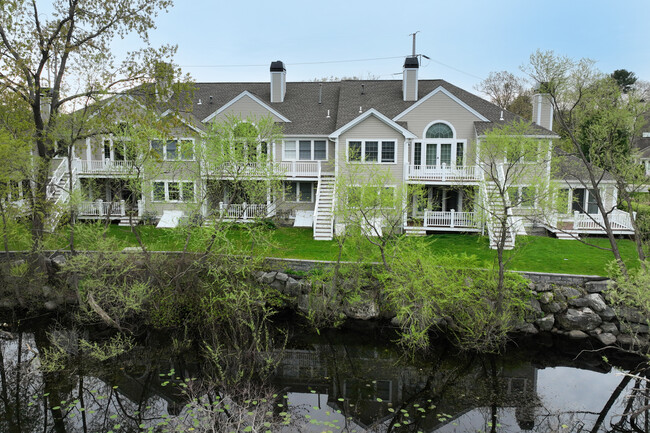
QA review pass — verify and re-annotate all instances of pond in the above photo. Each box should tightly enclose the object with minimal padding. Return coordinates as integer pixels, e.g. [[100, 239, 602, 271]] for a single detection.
[[0, 318, 647, 433]]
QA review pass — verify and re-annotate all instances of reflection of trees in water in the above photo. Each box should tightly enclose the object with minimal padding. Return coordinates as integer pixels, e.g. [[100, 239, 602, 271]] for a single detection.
[[0, 328, 181, 433], [1, 324, 650, 433]]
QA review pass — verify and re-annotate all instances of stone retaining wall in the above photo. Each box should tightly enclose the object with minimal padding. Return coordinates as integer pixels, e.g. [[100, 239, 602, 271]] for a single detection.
[[2, 253, 646, 349], [258, 267, 647, 349]]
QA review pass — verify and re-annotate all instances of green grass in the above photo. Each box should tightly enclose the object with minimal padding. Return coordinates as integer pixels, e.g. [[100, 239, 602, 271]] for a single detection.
[[5, 223, 641, 276]]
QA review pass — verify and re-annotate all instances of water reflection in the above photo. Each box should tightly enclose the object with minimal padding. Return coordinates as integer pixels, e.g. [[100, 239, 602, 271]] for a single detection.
[[0, 323, 647, 433]]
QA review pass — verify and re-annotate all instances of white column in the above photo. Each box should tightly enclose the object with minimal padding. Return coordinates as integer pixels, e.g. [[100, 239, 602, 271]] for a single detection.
[[85, 138, 91, 162]]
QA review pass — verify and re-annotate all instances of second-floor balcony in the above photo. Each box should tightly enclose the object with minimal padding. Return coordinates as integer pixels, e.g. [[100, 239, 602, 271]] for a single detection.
[[407, 164, 481, 183], [204, 160, 334, 179], [74, 159, 135, 175]]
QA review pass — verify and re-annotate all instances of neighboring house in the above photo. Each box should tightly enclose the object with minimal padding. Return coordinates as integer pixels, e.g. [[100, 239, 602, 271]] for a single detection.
[[46, 56, 635, 248]]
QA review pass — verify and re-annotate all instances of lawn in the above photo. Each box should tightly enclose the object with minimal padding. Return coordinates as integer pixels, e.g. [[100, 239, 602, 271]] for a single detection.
[[6, 223, 640, 276]]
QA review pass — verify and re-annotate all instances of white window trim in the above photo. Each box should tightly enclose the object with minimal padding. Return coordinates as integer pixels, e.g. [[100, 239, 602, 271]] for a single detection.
[[422, 120, 457, 139], [412, 139, 467, 167], [282, 139, 328, 161], [151, 180, 196, 203], [284, 181, 314, 203], [150, 137, 196, 161], [345, 139, 398, 164], [103, 137, 130, 161]]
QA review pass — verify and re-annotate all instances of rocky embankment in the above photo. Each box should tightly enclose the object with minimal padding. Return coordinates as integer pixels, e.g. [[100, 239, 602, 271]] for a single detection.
[[2, 253, 648, 349], [259, 270, 649, 349]]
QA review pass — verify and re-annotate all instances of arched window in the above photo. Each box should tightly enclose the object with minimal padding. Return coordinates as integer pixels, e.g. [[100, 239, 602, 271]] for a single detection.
[[233, 122, 257, 138], [425, 123, 454, 138]]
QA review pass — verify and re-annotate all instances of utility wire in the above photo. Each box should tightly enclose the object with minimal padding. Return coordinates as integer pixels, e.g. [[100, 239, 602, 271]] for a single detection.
[[181, 55, 485, 81], [181, 55, 405, 68]]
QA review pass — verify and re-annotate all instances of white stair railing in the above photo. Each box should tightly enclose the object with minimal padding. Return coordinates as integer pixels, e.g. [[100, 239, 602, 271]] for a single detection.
[[47, 157, 68, 199]]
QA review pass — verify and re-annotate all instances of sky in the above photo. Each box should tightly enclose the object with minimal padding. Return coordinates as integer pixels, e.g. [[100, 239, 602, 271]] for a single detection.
[[110, 0, 650, 94]]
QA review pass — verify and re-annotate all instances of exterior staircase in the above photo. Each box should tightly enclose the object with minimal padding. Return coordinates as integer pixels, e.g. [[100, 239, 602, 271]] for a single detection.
[[118, 215, 139, 227], [45, 158, 74, 232], [482, 182, 516, 250], [313, 175, 335, 240]]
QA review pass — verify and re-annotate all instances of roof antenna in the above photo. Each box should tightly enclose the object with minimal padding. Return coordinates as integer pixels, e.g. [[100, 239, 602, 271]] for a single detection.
[[410, 31, 420, 56], [319, 83, 322, 104], [326, 109, 331, 119], [409, 31, 431, 64], [499, 110, 504, 121]]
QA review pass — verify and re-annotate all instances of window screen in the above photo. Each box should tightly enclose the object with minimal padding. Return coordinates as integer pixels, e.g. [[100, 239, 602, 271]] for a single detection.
[[299, 141, 312, 160], [314, 141, 327, 160], [381, 141, 395, 162]]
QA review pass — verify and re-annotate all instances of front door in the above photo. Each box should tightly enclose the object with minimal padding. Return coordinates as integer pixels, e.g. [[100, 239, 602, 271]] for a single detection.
[[444, 189, 460, 211]]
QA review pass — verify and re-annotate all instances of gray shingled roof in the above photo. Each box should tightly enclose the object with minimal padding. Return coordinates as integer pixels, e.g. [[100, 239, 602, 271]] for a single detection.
[[552, 149, 614, 182], [162, 79, 556, 137], [474, 121, 557, 137]]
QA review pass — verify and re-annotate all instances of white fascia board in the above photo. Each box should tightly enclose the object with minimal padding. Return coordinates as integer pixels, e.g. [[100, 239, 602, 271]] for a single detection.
[[201, 90, 291, 123], [476, 133, 561, 139], [328, 108, 417, 140], [88, 94, 149, 120], [393, 86, 489, 122]]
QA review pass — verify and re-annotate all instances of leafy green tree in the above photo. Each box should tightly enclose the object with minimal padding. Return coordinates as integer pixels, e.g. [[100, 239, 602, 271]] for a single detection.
[[0, 94, 32, 254], [334, 161, 418, 271], [383, 240, 530, 353], [0, 0, 178, 252], [193, 114, 284, 255], [523, 50, 648, 274], [611, 69, 638, 93], [475, 120, 552, 305]]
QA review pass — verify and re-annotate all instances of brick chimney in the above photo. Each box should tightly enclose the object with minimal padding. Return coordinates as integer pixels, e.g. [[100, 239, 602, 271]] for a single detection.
[[403, 56, 419, 102], [270, 60, 286, 103]]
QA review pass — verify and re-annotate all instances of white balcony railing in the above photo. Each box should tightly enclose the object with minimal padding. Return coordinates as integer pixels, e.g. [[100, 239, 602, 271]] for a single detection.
[[203, 160, 334, 178], [423, 210, 479, 228], [574, 209, 635, 231], [278, 161, 328, 177], [74, 159, 134, 174], [218, 202, 269, 220], [548, 209, 636, 233], [407, 164, 480, 182], [77, 200, 126, 217]]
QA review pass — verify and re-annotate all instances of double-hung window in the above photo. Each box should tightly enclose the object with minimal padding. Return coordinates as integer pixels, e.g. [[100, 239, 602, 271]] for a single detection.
[[365, 141, 379, 162], [283, 139, 328, 161], [152, 181, 195, 202], [347, 140, 396, 163]]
